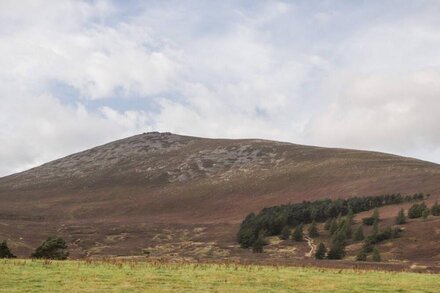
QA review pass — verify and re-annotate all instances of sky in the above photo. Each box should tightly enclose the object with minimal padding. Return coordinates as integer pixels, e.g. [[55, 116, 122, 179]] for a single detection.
[[1, 0, 440, 176]]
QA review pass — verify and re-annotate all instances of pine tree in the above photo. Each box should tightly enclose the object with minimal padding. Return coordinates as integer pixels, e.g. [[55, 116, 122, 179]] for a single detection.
[[422, 209, 429, 220], [280, 226, 290, 240], [356, 251, 367, 261], [372, 246, 381, 262], [329, 219, 338, 235], [0, 241, 16, 258], [372, 220, 379, 236], [354, 225, 364, 241], [252, 235, 265, 253], [315, 242, 327, 259], [346, 208, 355, 225], [308, 221, 319, 238], [343, 220, 352, 239], [327, 229, 347, 259], [293, 224, 303, 242], [432, 201, 440, 216], [408, 202, 427, 219], [395, 208, 406, 225], [324, 218, 332, 230], [372, 208, 380, 222]]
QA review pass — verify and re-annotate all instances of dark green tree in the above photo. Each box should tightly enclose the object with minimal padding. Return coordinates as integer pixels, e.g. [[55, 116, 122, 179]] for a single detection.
[[346, 209, 355, 225], [395, 208, 406, 225], [293, 224, 303, 242], [356, 251, 367, 261], [422, 209, 429, 220], [327, 230, 347, 259], [372, 208, 380, 222], [372, 246, 381, 262], [252, 235, 265, 253], [0, 241, 16, 258], [354, 225, 364, 241], [324, 218, 332, 230], [372, 220, 379, 236], [315, 242, 327, 259], [431, 201, 440, 216], [329, 219, 338, 235], [280, 226, 290, 240], [31, 236, 69, 260], [308, 221, 319, 238], [408, 202, 427, 219]]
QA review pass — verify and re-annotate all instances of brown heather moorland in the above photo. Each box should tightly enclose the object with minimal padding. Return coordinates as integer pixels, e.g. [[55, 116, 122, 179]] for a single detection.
[[0, 132, 439, 270]]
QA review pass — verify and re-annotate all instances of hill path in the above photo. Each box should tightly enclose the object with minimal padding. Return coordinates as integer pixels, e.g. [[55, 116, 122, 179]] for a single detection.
[[304, 236, 316, 258]]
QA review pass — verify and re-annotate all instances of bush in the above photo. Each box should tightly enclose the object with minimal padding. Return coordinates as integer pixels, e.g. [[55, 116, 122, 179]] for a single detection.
[[362, 217, 375, 226], [315, 243, 327, 259], [0, 241, 16, 258], [432, 201, 440, 216], [356, 251, 367, 261], [372, 247, 381, 262], [408, 202, 427, 219], [31, 236, 69, 260]]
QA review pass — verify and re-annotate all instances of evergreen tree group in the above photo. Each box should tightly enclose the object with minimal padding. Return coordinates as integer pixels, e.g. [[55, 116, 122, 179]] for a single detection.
[[237, 193, 422, 248]]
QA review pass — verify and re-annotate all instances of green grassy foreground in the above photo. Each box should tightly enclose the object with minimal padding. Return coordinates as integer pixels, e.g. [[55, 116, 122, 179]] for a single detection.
[[0, 259, 439, 292]]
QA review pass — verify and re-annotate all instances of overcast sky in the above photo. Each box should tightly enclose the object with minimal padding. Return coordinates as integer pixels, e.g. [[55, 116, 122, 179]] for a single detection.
[[1, 0, 440, 176]]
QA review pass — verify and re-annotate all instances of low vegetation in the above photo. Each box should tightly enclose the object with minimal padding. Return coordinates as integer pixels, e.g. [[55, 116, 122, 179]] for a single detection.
[[1, 259, 439, 292]]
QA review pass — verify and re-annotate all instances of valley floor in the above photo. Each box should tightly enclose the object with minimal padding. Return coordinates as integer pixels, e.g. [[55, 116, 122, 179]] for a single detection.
[[0, 259, 439, 292]]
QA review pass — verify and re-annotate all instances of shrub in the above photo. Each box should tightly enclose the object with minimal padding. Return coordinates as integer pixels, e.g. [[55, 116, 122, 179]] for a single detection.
[[356, 251, 367, 261], [372, 247, 381, 262], [315, 243, 327, 259], [408, 202, 427, 219], [0, 241, 16, 258], [432, 201, 440, 216], [422, 209, 429, 220], [31, 236, 69, 260], [362, 217, 375, 226]]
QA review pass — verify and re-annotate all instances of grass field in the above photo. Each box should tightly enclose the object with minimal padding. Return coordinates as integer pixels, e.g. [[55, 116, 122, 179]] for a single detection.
[[0, 259, 439, 292]]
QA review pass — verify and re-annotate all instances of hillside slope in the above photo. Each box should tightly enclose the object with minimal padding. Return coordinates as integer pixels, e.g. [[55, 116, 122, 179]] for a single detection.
[[0, 132, 439, 264]]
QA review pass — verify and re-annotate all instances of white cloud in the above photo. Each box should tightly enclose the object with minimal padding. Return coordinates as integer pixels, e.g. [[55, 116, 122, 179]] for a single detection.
[[1, 1, 440, 176]]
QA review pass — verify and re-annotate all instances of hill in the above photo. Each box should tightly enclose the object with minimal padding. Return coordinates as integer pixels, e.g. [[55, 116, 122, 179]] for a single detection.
[[0, 132, 439, 267]]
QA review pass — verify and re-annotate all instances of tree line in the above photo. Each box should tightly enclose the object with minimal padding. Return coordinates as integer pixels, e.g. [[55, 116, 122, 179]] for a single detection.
[[237, 193, 427, 249]]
